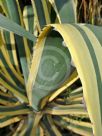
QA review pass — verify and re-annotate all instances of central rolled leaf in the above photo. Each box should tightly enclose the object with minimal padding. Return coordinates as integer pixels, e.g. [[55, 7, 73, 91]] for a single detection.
[[28, 30, 72, 110]]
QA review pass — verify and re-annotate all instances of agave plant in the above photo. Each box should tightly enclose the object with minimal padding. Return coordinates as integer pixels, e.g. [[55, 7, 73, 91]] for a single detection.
[[0, 0, 102, 136]]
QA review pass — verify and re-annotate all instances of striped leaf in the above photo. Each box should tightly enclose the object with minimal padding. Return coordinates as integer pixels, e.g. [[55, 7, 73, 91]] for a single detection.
[[0, 115, 22, 128], [31, 0, 51, 32], [54, 116, 93, 136], [45, 102, 87, 115], [0, 103, 32, 116], [23, 5, 35, 53], [48, 0, 77, 23]]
